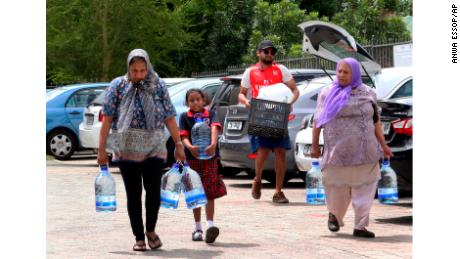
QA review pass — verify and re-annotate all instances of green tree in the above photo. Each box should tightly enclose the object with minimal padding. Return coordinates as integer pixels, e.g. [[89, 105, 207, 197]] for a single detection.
[[47, 0, 194, 84], [176, 0, 256, 73], [332, 0, 411, 44], [244, 0, 309, 62]]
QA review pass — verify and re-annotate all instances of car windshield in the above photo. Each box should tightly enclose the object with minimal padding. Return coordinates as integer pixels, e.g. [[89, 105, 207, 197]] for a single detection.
[[46, 87, 67, 102]]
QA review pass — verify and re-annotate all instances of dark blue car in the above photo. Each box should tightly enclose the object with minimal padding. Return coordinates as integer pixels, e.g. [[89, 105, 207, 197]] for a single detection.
[[46, 83, 109, 159]]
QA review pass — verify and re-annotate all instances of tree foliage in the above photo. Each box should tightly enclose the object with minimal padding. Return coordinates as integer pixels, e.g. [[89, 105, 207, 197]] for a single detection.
[[47, 0, 194, 84], [46, 0, 412, 84]]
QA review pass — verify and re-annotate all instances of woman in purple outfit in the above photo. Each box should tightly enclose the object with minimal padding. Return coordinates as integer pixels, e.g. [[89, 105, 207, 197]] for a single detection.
[[311, 57, 393, 238]]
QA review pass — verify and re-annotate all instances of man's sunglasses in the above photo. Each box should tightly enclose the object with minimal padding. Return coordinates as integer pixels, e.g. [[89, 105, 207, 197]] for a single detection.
[[262, 48, 277, 55]]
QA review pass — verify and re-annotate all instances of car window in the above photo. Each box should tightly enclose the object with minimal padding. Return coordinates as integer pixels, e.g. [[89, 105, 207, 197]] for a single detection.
[[391, 79, 412, 99], [91, 92, 105, 105], [66, 88, 105, 108], [202, 84, 220, 101], [214, 81, 233, 104]]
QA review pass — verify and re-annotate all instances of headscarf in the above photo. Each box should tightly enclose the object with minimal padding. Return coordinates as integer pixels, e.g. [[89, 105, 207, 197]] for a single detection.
[[116, 49, 161, 131], [316, 57, 363, 128]]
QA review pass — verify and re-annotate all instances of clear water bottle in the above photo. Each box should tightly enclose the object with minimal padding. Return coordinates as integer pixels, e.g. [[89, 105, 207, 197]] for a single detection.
[[95, 165, 117, 212], [191, 116, 213, 160], [160, 163, 182, 209], [378, 158, 398, 204], [305, 159, 325, 205], [181, 163, 208, 209]]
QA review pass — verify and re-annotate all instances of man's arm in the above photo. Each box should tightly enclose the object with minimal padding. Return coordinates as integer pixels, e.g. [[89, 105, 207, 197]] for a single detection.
[[238, 87, 250, 108], [285, 78, 299, 105]]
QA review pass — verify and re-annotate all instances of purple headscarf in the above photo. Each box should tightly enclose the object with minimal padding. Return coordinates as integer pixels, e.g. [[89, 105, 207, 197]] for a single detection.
[[316, 57, 362, 128]]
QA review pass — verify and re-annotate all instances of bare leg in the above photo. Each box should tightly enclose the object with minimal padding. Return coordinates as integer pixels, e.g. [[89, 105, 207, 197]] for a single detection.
[[205, 199, 215, 221], [193, 207, 201, 223], [255, 148, 270, 182], [274, 148, 286, 193]]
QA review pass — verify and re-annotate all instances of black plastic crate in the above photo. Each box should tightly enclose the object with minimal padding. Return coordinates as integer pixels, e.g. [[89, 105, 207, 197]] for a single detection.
[[247, 98, 289, 138]]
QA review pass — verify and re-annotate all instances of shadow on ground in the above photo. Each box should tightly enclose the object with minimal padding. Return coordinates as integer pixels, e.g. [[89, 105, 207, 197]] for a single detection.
[[321, 233, 412, 243], [110, 248, 225, 258], [375, 216, 412, 226]]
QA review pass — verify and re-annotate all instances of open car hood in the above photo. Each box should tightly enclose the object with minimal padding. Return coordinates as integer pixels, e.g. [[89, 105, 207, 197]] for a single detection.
[[298, 21, 381, 76]]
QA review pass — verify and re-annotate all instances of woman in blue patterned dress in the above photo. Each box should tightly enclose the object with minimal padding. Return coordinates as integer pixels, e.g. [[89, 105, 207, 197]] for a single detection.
[[98, 49, 185, 251]]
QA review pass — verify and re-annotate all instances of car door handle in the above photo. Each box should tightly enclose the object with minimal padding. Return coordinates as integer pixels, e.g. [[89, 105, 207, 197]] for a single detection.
[[69, 111, 81, 115]]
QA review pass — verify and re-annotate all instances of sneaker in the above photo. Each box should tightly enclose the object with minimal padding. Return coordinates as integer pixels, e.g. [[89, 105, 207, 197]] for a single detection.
[[328, 212, 340, 232], [205, 226, 219, 243], [251, 178, 262, 199], [272, 191, 289, 203], [353, 228, 375, 238], [192, 230, 203, 241]]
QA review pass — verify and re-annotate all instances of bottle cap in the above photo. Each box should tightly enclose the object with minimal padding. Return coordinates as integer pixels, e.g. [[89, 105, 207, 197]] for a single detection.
[[382, 158, 390, 166], [311, 160, 320, 166], [100, 165, 108, 171]]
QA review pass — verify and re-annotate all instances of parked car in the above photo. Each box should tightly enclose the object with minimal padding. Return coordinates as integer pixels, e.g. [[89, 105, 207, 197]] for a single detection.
[[294, 21, 413, 184], [213, 69, 336, 182], [46, 83, 109, 159]]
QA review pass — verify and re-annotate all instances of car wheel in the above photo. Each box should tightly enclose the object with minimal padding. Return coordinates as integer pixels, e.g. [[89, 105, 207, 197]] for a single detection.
[[47, 129, 77, 160]]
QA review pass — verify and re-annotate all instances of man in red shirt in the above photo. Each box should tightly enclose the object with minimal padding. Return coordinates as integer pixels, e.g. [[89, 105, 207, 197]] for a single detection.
[[238, 40, 299, 203]]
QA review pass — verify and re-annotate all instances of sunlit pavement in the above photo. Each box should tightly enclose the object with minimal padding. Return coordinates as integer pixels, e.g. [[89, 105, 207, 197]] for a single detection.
[[47, 153, 412, 259]]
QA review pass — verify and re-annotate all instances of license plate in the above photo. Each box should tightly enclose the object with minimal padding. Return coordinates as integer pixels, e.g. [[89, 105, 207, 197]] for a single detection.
[[86, 114, 94, 125], [227, 121, 242, 130], [382, 122, 391, 135]]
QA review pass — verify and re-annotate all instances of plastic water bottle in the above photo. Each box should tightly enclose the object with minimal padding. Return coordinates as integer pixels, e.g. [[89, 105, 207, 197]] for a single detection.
[[305, 159, 325, 205], [378, 158, 398, 204], [181, 163, 208, 209], [191, 116, 213, 160], [160, 163, 182, 209], [95, 165, 117, 212]]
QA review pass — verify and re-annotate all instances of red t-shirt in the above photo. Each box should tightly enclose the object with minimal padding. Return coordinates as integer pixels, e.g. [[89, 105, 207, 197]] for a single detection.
[[241, 63, 293, 98]]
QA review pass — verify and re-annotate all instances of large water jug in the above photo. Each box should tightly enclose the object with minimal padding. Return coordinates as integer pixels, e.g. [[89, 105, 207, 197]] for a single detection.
[[160, 163, 182, 209], [378, 158, 398, 204], [191, 116, 213, 160], [257, 83, 294, 103], [305, 159, 325, 205], [95, 165, 117, 212], [181, 163, 208, 209]]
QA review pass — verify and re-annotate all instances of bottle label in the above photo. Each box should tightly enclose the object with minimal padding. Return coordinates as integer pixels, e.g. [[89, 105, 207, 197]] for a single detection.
[[95, 195, 117, 208], [184, 189, 207, 204]]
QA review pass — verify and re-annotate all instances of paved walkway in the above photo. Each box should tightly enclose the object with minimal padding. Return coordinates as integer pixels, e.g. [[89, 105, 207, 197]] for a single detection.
[[47, 157, 412, 258]]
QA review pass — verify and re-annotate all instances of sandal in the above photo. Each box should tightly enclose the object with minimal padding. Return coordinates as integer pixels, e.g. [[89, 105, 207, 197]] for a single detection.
[[132, 241, 147, 252], [146, 232, 163, 250]]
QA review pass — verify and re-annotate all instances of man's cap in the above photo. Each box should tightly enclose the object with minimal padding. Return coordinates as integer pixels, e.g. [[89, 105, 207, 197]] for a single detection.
[[257, 40, 277, 51]]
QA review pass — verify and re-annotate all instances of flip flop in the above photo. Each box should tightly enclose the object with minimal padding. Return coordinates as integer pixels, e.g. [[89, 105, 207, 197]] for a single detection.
[[132, 242, 147, 252], [146, 232, 162, 250]]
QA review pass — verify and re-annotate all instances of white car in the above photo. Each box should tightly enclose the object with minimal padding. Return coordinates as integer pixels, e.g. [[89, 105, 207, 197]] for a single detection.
[[295, 21, 413, 174], [78, 78, 193, 151]]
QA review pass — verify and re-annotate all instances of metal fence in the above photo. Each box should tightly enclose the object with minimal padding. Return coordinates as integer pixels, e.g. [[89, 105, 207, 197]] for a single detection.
[[191, 40, 412, 78]]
